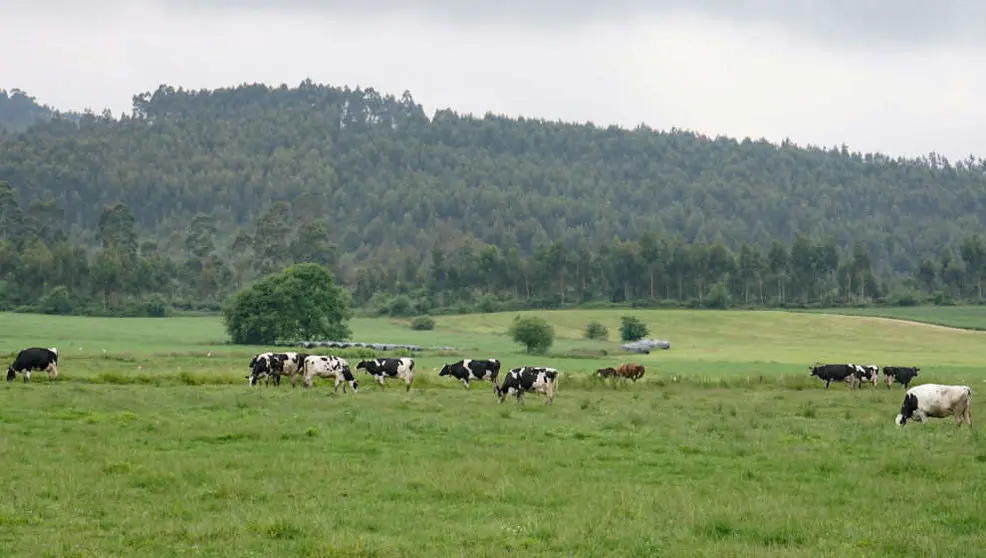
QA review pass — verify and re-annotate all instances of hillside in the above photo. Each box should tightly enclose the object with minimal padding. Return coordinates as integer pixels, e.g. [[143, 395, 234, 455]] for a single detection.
[[2, 80, 986, 314], [0, 89, 54, 132]]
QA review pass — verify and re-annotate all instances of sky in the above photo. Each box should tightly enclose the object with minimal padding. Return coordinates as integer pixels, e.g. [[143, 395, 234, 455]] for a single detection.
[[2, 0, 984, 161]]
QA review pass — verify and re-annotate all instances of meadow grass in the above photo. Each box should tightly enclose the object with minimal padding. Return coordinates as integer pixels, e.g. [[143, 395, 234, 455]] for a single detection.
[[807, 305, 986, 331], [1, 309, 986, 556]]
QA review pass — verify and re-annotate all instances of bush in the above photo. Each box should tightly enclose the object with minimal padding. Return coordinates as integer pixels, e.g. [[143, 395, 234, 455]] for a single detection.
[[221, 263, 352, 345], [584, 321, 609, 340], [39, 286, 74, 315], [508, 315, 555, 354], [142, 293, 168, 317], [704, 282, 731, 309], [410, 315, 436, 330], [620, 315, 649, 342]]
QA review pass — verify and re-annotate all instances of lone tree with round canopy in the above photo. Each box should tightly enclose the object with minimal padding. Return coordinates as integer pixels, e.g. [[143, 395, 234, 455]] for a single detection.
[[222, 263, 352, 345]]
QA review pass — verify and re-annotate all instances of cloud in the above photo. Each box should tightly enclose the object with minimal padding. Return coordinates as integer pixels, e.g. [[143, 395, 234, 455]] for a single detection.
[[153, 0, 985, 47]]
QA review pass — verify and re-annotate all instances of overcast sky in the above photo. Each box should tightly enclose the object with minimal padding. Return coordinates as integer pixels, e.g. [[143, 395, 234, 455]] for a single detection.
[[2, 0, 984, 160]]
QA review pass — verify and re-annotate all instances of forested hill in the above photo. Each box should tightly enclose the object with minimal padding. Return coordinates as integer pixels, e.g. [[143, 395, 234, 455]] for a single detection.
[[2, 81, 984, 276], [0, 89, 56, 132]]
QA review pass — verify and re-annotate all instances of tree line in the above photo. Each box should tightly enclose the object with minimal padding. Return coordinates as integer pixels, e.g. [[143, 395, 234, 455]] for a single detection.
[[1, 80, 985, 287], [2, 179, 983, 317]]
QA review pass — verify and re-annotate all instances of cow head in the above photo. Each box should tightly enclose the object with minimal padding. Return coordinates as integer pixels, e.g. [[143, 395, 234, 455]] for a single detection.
[[596, 367, 616, 378], [895, 393, 919, 426], [438, 363, 451, 377], [5, 368, 14, 382], [809, 365, 820, 378], [355, 360, 374, 372], [48, 347, 58, 356]]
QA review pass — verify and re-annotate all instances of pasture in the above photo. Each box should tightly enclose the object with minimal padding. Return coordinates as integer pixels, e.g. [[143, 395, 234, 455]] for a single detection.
[[809, 304, 986, 331], [1, 309, 985, 556]]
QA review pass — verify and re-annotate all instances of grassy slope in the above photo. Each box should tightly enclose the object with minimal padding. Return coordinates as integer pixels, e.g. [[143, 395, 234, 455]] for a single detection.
[[3, 309, 986, 380], [1, 310, 985, 556], [808, 305, 986, 331]]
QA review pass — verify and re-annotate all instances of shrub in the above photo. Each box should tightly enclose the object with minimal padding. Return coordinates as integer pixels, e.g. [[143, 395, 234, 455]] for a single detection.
[[410, 315, 436, 330], [508, 315, 555, 354], [584, 321, 609, 340], [620, 315, 649, 342], [39, 286, 74, 315]]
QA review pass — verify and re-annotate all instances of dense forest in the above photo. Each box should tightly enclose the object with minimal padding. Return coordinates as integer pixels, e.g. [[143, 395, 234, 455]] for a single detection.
[[1, 80, 985, 317]]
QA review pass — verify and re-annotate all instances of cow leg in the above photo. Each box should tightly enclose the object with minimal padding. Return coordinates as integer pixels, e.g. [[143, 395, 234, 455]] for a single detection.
[[405, 376, 412, 392], [824, 379, 831, 388], [46, 362, 58, 381], [461, 378, 470, 389]]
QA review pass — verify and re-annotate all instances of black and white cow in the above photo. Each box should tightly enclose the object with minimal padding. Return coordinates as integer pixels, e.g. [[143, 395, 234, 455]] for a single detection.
[[301, 355, 358, 392], [809, 363, 859, 389], [6, 347, 59, 383], [246, 352, 307, 387], [356, 358, 415, 391], [496, 366, 559, 405], [272, 352, 307, 387], [247, 352, 280, 386], [895, 383, 972, 428], [438, 359, 501, 391], [883, 366, 920, 389], [852, 364, 880, 388]]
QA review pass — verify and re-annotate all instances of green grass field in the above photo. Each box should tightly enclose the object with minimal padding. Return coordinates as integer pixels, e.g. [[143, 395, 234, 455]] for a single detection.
[[810, 304, 986, 331], [1, 309, 985, 556]]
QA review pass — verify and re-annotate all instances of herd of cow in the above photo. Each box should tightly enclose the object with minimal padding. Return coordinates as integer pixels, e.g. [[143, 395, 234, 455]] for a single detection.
[[808, 362, 921, 390], [2, 346, 974, 428], [245, 351, 561, 404]]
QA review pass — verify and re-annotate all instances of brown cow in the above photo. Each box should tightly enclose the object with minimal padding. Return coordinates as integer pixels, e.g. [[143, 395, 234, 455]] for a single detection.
[[617, 363, 646, 382], [596, 363, 645, 382]]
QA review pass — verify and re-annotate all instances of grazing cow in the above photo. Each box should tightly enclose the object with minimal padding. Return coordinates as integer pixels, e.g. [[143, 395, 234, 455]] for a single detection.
[[301, 355, 358, 392], [438, 359, 501, 391], [496, 367, 559, 405], [247, 352, 307, 387], [272, 352, 307, 387], [247, 352, 280, 386], [356, 358, 415, 391], [895, 383, 972, 428], [809, 363, 860, 389], [596, 367, 617, 379], [851, 364, 880, 388], [597, 363, 646, 382], [6, 347, 59, 383], [883, 366, 920, 389]]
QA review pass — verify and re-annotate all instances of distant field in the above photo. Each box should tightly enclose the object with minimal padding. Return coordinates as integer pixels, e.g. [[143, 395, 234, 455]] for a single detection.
[[4, 309, 986, 381], [1, 309, 985, 556], [808, 305, 986, 331]]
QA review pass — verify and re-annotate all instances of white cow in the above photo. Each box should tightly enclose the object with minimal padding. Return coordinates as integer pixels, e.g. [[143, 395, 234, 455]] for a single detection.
[[302, 355, 358, 392], [895, 383, 972, 428]]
